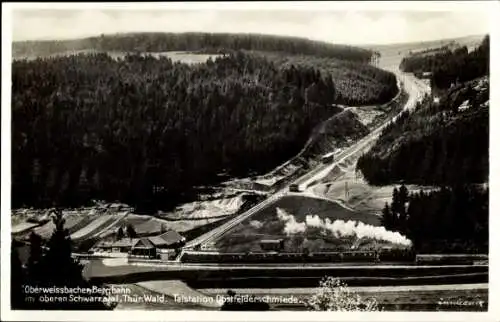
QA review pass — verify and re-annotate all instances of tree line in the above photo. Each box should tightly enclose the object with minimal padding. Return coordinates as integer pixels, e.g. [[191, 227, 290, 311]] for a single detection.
[[382, 185, 488, 253], [356, 80, 488, 186], [13, 51, 357, 210], [399, 35, 489, 90], [13, 32, 375, 63], [259, 51, 398, 106]]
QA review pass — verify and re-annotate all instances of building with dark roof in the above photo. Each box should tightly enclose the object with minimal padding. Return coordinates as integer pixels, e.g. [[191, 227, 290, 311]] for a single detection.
[[131, 238, 156, 257], [112, 238, 139, 252], [92, 238, 138, 253], [91, 229, 186, 259], [149, 230, 186, 249]]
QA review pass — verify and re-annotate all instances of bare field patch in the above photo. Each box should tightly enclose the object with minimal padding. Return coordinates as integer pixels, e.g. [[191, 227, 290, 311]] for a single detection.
[[16, 50, 222, 66], [306, 129, 437, 215], [14, 209, 99, 239], [11, 222, 41, 234], [313, 180, 438, 213], [71, 212, 128, 241], [109, 213, 230, 236], [351, 106, 386, 126], [160, 194, 244, 220]]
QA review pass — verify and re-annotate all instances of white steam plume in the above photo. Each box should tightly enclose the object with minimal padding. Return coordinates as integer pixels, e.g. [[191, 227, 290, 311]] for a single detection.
[[275, 208, 412, 246], [249, 220, 263, 229], [276, 208, 306, 235]]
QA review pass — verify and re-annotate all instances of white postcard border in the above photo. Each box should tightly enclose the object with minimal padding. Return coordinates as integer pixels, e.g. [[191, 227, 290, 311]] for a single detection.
[[2, 1, 499, 321]]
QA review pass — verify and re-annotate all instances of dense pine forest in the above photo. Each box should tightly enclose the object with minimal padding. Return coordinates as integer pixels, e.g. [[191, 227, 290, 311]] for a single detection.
[[382, 185, 488, 253], [356, 87, 489, 186], [12, 48, 397, 211], [13, 32, 375, 63], [258, 51, 398, 106], [357, 35, 489, 186], [360, 35, 489, 254], [399, 35, 489, 90], [12, 31, 400, 212]]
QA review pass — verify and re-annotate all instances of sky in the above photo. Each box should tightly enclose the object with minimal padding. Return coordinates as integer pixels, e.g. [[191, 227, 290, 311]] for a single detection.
[[11, 6, 491, 45]]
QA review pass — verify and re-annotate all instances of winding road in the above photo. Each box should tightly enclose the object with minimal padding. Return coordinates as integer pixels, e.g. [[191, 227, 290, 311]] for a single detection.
[[183, 68, 429, 251]]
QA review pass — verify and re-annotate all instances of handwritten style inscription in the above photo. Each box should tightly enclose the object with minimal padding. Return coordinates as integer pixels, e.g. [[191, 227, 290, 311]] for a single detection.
[[437, 298, 486, 308]]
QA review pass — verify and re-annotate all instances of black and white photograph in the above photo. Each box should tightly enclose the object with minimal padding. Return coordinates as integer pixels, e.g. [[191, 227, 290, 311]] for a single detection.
[[1, 1, 498, 321]]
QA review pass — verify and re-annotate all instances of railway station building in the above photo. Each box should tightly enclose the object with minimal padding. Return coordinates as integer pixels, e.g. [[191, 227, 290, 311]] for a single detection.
[[92, 229, 186, 259]]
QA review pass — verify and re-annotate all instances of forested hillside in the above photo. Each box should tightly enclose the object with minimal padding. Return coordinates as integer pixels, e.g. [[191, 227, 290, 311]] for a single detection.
[[358, 34, 489, 187], [256, 51, 398, 106], [382, 185, 488, 253], [13, 32, 375, 63], [399, 35, 489, 90], [12, 51, 353, 210], [360, 35, 489, 254], [356, 77, 489, 186]]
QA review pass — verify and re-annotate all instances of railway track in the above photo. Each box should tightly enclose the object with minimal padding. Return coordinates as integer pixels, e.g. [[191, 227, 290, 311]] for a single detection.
[[182, 70, 428, 251]]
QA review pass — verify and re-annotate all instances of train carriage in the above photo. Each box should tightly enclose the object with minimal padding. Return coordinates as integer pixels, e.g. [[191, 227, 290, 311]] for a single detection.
[[310, 252, 343, 263], [340, 251, 378, 262], [180, 246, 491, 266]]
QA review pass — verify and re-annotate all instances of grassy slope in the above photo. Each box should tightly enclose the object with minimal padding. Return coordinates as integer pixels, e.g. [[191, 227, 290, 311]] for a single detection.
[[246, 195, 376, 224], [214, 195, 379, 252]]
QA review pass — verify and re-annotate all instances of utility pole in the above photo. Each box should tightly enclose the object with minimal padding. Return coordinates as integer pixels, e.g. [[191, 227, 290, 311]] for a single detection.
[[345, 181, 349, 200]]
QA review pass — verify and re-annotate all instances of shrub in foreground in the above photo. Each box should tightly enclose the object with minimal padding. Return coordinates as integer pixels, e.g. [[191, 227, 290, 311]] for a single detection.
[[306, 277, 382, 311]]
